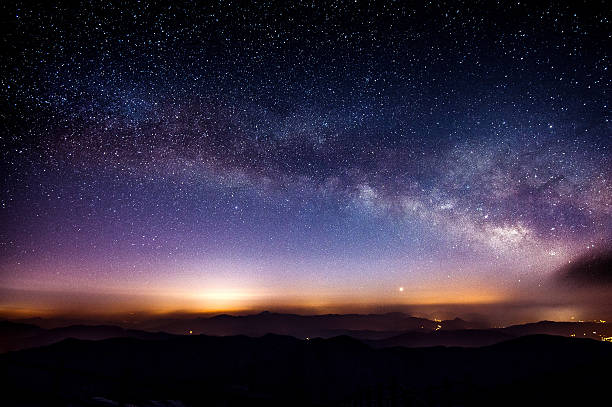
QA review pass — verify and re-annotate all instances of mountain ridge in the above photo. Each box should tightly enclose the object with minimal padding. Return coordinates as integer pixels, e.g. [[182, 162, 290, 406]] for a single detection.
[[2, 312, 610, 353]]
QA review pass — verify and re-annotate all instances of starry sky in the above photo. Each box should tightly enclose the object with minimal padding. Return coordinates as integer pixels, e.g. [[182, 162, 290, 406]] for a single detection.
[[1, 1, 610, 319]]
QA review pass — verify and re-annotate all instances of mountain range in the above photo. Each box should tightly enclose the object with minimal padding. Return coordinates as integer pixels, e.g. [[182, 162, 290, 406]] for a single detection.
[[2, 312, 610, 352]]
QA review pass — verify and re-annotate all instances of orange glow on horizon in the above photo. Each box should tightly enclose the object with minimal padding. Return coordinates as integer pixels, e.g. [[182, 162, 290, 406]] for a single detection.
[[0, 281, 509, 320]]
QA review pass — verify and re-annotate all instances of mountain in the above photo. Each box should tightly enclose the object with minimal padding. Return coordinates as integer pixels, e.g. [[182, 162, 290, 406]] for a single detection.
[[1, 333, 610, 406], [368, 329, 516, 348], [141, 311, 439, 337], [3, 314, 610, 353], [367, 321, 612, 348], [0, 321, 171, 353], [500, 320, 611, 339], [439, 316, 487, 330]]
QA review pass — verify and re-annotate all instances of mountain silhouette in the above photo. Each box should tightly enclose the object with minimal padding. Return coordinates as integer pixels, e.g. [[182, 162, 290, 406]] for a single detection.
[[3, 313, 611, 353], [0, 321, 171, 353], [146, 311, 439, 337]]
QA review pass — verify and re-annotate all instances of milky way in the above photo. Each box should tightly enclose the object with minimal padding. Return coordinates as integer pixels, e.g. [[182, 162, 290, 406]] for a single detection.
[[1, 1, 610, 315]]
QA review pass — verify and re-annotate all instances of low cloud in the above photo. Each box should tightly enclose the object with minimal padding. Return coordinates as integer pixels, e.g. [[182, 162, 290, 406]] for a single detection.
[[554, 249, 612, 287]]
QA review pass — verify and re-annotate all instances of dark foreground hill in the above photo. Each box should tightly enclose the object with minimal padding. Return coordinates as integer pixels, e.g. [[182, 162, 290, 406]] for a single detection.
[[1, 333, 610, 406]]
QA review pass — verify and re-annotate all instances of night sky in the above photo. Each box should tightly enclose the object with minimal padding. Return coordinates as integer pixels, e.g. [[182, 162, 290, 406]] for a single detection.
[[1, 1, 610, 320]]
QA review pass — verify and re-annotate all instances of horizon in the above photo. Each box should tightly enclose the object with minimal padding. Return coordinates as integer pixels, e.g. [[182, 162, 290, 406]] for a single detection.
[[2, 296, 610, 328]]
